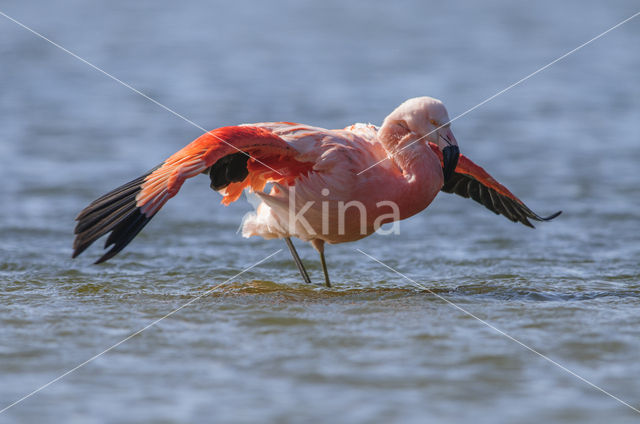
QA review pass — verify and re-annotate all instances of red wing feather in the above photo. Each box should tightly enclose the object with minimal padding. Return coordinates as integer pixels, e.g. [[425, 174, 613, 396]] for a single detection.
[[73, 126, 311, 263], [428, 142, 561, 227]]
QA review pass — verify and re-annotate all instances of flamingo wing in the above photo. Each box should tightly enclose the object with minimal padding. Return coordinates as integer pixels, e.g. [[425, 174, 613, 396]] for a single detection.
[[428, 143, 561, 228], [73, 126, 312, 263]]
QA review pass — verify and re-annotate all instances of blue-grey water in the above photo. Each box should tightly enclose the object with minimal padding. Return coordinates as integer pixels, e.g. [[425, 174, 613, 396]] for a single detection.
[[1, 1, 639, 423]]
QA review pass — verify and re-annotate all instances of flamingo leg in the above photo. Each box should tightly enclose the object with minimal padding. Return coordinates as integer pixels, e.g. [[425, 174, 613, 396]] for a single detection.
[[311, 239, 331, 288], [284, 237, 312, 284], [318, 249, 331, 288]]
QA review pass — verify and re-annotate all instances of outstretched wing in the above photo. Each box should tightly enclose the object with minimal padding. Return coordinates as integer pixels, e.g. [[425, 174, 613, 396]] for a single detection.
[[429, 143, 561, 228], [73, 126, 312, 263]]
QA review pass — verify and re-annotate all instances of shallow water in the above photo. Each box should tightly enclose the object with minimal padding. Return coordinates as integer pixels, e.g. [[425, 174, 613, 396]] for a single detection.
[[1, 0, 640, 423]]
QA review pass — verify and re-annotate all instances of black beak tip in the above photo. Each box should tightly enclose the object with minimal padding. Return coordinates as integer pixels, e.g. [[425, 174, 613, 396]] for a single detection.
[[442, 145, 460, 183]]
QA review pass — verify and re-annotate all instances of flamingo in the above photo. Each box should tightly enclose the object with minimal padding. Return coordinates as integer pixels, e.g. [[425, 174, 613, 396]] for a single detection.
[[72, 97, 560, 287]]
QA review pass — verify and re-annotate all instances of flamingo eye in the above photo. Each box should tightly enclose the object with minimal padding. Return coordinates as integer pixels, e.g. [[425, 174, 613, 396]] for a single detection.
[[430, 119, 439, 127], [395, 120, 410, 130]]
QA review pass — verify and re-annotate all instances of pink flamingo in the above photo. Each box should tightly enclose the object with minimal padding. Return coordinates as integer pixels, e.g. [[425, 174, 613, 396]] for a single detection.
[[73, 97, 560, 287]]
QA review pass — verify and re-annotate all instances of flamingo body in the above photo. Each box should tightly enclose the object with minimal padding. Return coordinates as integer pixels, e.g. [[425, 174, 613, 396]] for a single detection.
[[239, 122, 443, 244], [73, 97, 560, 281]]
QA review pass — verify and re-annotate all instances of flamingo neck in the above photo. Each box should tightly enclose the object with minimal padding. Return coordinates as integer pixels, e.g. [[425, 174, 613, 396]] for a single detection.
[[378, 124, 427, 178], [378, 125, 443, 219]]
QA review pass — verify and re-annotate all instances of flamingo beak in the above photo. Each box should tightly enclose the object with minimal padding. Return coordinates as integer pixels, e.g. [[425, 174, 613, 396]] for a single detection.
[[438, 128, 459, 182], [442, 144, 459, 182]]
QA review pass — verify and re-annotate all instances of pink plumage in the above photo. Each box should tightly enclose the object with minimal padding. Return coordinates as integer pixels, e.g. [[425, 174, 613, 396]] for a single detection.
[[73, 97, 560, 286]]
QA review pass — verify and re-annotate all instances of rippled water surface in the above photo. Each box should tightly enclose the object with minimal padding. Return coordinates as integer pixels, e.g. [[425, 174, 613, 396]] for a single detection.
[[1, 1, 639, 423]]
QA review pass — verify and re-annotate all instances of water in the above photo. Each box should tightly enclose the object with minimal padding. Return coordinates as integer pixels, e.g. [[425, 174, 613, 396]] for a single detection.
[[1, 0, 639, 422]]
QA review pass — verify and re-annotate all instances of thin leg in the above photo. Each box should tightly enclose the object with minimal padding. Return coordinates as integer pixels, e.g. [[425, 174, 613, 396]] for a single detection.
[[284, 237, 312, 284], [319, 249, 331, 288], [311, 239, 331, 288]]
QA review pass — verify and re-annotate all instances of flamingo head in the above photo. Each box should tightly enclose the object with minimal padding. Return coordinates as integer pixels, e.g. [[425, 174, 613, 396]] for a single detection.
[[382, 96, 460, 182]]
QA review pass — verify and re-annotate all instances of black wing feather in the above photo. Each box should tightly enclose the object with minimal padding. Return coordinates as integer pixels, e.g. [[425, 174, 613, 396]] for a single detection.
[[72, 165, 160, 262], [73, 151, 253, 263], [441, 172, 561, 227]]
